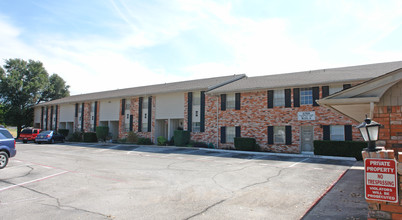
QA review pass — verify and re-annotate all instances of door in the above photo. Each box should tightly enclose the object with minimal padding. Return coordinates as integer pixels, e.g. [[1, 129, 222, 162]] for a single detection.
[[301, 126, 314, 152]]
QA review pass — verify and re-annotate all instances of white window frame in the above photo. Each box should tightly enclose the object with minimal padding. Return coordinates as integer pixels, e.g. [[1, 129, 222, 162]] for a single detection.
[[274, 126, 286, 144], [329, 85, 343, 95], [142, 98, 148, 132], [193, 92, 201, 106], [330, 125, 345, 141], [192, 122, 201, 133], [300, 88, 313, 105], [226, 127, 236, 143], [273, 89, 285, 107], [226, 93, 235, 109]]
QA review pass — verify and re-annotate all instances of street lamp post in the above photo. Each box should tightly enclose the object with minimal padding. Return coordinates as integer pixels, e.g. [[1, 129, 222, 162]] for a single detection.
[[356, 118, 381, 152]]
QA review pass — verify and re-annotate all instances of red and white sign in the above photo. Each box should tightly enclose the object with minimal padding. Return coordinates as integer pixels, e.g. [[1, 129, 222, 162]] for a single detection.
[[365, 158, 398, 203]]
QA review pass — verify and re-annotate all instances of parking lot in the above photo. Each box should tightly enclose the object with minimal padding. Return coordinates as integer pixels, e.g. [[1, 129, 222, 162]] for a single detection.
[[1, 142, 358, 219]]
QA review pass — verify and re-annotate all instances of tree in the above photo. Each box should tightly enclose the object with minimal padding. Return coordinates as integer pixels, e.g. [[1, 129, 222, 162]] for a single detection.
[[40, 73, 70, 103], [0, 58, 70, 137]]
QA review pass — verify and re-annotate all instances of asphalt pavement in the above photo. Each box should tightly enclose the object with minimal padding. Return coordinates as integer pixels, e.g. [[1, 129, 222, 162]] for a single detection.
[[1, 142, 368, 219]]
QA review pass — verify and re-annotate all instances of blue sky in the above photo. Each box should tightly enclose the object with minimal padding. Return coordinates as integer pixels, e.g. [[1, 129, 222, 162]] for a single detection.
[[1, 0, 401, 95]]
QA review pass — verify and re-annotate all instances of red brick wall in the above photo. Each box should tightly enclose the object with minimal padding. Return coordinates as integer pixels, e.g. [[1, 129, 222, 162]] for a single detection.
[[188, 88, 362, 153], [373, 106, 402, 149], [118, 97, 155, 141], [83, 102, 91, 132]]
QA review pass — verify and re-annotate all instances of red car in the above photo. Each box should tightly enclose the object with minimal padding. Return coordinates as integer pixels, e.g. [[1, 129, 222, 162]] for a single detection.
[[19, 128, 42, 143]]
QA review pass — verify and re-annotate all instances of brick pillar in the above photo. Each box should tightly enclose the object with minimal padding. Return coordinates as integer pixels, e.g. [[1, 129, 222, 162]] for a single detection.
[[363, 149, 402, 219]]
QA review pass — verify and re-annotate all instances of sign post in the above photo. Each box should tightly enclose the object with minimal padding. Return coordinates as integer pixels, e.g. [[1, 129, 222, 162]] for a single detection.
[[365, 158, 398, 203]]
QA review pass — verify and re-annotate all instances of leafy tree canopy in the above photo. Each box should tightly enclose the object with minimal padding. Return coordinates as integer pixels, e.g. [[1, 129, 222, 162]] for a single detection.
[[0, 58, 70, 136]]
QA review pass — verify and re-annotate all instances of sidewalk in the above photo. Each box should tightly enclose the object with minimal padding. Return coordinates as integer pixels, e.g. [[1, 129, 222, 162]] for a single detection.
[[302, 161, 368, 219]]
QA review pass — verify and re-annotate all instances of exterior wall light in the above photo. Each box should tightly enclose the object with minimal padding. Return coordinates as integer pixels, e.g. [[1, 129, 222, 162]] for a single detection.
[[356, 118, 381, 152]]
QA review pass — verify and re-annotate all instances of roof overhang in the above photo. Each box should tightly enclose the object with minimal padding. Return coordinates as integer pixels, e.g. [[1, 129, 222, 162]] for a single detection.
[[318, 69, 402, 122]]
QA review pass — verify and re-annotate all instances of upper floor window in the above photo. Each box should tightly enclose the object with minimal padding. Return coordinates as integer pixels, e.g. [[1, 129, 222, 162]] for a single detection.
[[193, 92, 201, 106], [329, 85, 343, 95], [226, 93, 235, 109], [125, 103, 131, 110], [273, 89, 285, 107], [300, 88, 313, 105]]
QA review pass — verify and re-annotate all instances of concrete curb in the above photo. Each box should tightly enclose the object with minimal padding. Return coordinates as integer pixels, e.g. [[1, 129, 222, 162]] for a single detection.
[[198, 148, 357, 161], [61, 142, 356, 161]]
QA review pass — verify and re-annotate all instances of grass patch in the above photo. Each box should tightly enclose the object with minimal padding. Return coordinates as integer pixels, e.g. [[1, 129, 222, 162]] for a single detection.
[[6, 126, 17, 138]]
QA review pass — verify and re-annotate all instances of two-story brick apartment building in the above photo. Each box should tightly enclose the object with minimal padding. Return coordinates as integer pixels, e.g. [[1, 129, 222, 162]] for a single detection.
[[34, 61, 402, 154], [34, 75, 245, 141]]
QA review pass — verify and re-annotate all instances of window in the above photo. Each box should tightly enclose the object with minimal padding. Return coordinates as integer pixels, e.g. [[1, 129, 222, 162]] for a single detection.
[[300, 88, 313, 105], [193, 92, 201, 106], [192, 122, 201, 133], [330, 125, 345, 141], [273, 89, 285, 107], [329, 85, 343, 95], [142, 99, 148, 132], [226, 127, 236, 143], [226, 94, 235, 109], [91, 102, 95, 113], [274, 126, 286, 144], [142, 122, 148, 132]]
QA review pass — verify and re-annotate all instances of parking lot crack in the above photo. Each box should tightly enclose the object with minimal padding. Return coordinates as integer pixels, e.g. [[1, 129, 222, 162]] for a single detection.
[[184, 198, 229, 220], [241, 167, 285, 190], [211, 165, 258, 192], [3, 183, 112, 219]]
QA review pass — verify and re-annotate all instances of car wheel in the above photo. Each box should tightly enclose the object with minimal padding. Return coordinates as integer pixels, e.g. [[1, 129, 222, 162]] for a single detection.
[[23, 140, 27, 143], [37, 141, 41, 144], [0, 152, 9, 169]]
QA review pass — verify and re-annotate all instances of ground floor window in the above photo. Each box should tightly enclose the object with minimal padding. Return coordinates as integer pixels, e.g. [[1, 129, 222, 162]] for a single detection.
[[274, 126, 286, 144], [226, 127, 236, 143], [330, 125, 345, 141], [192, 122, 200, 133]]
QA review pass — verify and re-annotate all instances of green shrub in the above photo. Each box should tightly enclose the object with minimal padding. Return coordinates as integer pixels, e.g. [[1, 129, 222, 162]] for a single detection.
[[119, 138, 127, 143], [157, 136, 167, 146], [96, 126, 109, 142], [83, 132, 98, 142], [68, 131, 82, 142], [138, 137, 153, 145], [168, 136, 175, 146], [174, 130, 190, 146], [314, 140, 367, 160], [234, 137, 258, 151], [126, 131, 138, 143], [58, 129, 70, 137]]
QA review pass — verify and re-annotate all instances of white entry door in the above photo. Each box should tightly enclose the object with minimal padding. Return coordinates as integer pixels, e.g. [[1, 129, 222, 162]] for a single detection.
[[301, 126, 314, 152]]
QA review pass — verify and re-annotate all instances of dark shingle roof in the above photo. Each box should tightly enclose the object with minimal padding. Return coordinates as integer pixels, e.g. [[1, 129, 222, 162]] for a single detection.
[[208, 61, 402, 94], [36, 74, 245, 106]]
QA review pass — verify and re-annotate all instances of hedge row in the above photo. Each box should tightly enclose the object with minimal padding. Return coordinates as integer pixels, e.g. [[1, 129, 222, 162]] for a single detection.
[[314, 140, 367, 160]]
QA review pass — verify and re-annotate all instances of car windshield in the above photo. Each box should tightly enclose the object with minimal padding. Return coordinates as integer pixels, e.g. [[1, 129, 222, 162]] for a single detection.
[[40, 131, 52, 135], [21, 129, 33, 134]]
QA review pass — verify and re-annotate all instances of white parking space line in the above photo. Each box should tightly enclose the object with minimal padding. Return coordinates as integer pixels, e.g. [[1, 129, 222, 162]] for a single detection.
[[288, 158, 310, 167], [0, 171, 69, 192]]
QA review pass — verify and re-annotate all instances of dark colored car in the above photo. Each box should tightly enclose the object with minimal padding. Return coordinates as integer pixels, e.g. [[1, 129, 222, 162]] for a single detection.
[[0, 127, 16, 169], [19, 128, 42, 143], [35, 130, 65, 144]]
